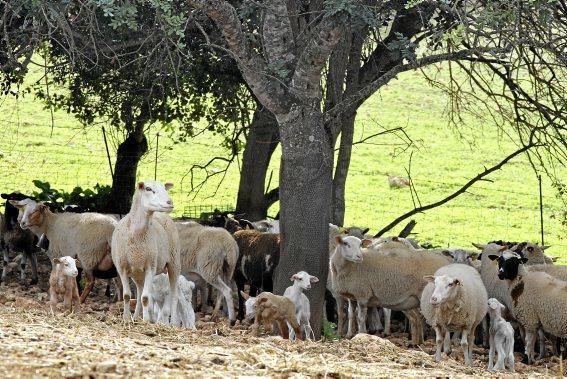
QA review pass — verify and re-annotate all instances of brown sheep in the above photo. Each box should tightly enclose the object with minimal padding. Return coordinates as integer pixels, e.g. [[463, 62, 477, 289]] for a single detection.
[[241, 291, 301, 339], [49, 256, 80, 315]]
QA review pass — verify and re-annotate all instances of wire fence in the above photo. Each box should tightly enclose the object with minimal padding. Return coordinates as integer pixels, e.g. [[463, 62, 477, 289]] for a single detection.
[[0, 118, 565, 260]]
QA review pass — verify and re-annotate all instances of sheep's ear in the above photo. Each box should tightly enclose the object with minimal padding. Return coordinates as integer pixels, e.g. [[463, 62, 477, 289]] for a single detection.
[[361, 239, 373, 248], [362, 228, 370, 234], [53, 258, 61, 264], [488, 254, 499, 261], [8, 200, 24, 209], [188, 281, 195, 290], [498, 246, 508, 252], [471, 243, 485, 250], [423, 275, 435, 283], [310, 276, 319, 283], [521, 257, 528, 264], [74, 259, 80, 266], [38, 203, 49, 214], [138, 182, 145, 190], [240, 291, 249, 300], [335, 235, 344, 245], [290, 274, 299, 281], [551, 256, 558, 263], [542, 245, 551, 250], [164, 182, 173, 191], [258, 297, 268, 303]]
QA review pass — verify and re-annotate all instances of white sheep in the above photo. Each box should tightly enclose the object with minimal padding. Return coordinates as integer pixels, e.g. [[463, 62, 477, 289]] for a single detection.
[[330, 235, 449, 345], [11, 198, 117, 302], [111, 181, 180, 324], [488, 250, 567, 364], [283, 271, 319, 340], [149, 273, 196, 329], [48, 256, 80, 315], [487, 298, 515, 372], [175, 221, 238, 325], [421, 263, 488, 365]]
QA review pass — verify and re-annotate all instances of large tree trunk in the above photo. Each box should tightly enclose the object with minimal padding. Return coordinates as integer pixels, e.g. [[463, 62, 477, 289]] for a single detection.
[[274, 104, 333, 340], [235, 106, 279, 221], [105, 131, 148, 214]]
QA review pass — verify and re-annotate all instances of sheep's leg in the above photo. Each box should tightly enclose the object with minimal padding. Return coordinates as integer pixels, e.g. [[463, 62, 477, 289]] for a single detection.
[[72, 283, 81, 314], [525, 331, 536, 364], [482, 316, 489, 348], [287, 317, 301, 341], [443, 330, 452, 356], [407, 309, 423, 346], [19, 252, 27, 283], [140, 269, 155, 323], [537, 329, 547, 359], [1, 245, 10, 282], [346, 300, 357, 338], [235, 273, 246, 321], [383, 308, 391, 336], [507, 339, 515, 372], [336, 296, 346, 338], [49, 284, 59, 315], [29, 253, 38, 285], [132, 278, 144, 321], [79, 269, 96, 303], [287, 321, 296, 341], [356, 301, 368, 335], [488, 333, 495, 370], [367, 306, 382, 334], [210, 276, 235, 326], [305, 322, 315, 341], [113, 277, 123, 303], [495, 336, 507, 370], [119, 270, 133, 322], [63, 288, 73, 315], [460, 329, 471, 366], [433, 325, 443, 362], [165, 266, 179, 326]]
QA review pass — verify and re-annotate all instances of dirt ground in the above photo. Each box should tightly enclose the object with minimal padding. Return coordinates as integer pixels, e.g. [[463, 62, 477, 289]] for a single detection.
[[0, 255, 564, 378]]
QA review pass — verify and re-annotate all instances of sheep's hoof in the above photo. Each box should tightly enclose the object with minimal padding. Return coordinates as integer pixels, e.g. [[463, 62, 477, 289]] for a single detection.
[[229, 319, 236, 327], [30, 278, 38, 285], [520, 354, 530, 364]]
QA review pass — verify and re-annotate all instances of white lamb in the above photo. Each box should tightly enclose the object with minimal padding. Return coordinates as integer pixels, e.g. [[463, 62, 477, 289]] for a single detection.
[[11, 198, 117, 302], [112, 181, 181, 324], [487, 298, 515, 372], [149, 273, 196, 329], [421, 263, 488, 366], [284, 271, 319, 340]]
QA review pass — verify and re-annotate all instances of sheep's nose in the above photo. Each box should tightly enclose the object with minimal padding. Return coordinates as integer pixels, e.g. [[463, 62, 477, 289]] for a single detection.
[[431, 296, 438, 303]]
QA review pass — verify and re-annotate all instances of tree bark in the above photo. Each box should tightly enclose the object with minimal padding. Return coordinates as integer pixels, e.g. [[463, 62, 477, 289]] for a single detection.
[[105, 131, 148, 214], [235, 106, 279, 221], [274, 104, 333, 340]]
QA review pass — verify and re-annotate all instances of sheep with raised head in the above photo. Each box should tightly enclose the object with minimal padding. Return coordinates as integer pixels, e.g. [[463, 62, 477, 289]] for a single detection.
[[175, 221, 238, 325], [487, 298, 515, 372], [10, 198, 117, 301], [488, 250, 567, 364], [330, 235, 450, 345], [149, 273, 196, 329], [233, 229, 280, 321], [111, 180, 180, 324], [240, 291, 301, 340], [283, 271, 319, 340], [48, 256, 80, 315], [421, 263, 488, 365], [1, 193, 39, 285]]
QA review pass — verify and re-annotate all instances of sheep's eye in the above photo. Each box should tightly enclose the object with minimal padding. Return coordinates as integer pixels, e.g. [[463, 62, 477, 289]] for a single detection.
[[146, 187, 152, 192], [448, 283, 453, 287], [64, 263, 68, 267]]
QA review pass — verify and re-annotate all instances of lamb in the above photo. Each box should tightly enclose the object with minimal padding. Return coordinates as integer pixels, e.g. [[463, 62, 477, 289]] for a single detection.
[[111, 181, 180, 324], [233, 229, 280, 321], [48, 256, 80, 315], [488, 250, 567, 364], [240, 291, 301, 339], [175, 221, 238, 325], [330, 235, 450, 345], [283, 271, 319, 340], [388, 175, 410, 188], [149, 273, 196, 329], [420, 264, 488, 365], [1, 193, 39, 285], [487, 298, 515, 372], [10, 198, 117, 301]]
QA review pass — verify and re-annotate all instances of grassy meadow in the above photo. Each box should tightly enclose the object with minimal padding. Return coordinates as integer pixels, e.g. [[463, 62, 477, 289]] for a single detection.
[[0, 65, 565, 262]]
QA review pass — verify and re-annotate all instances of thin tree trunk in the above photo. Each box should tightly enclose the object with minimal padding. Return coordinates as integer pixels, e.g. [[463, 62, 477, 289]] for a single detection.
[[235, 106, 279, 221], [105, 131, 148, 214], [274, 104, 333, 340], [331, 112, 356, 225]]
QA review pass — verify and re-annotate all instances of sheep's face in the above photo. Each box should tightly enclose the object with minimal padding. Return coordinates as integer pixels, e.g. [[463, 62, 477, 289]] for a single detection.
[[137, 181, 174, 213], [518, 243, 549, 264], [335, 236, 371, 263], [54, 256, 79, 277], [488, 251, 527, 281], [450, 249, 473, 265], [9, 198, 46, 230], [424, 275, 461, 307], [487, 298, 505, 317], [290, 271, 319, 290], [244, 296, 257, 320]]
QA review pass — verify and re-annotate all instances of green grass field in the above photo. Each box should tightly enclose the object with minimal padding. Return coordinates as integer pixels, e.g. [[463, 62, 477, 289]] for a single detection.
[[0, 66, 565, 262]]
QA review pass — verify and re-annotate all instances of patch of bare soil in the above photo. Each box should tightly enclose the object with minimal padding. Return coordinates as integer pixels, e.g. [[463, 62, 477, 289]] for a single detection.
[[0, 256, 564, 378]]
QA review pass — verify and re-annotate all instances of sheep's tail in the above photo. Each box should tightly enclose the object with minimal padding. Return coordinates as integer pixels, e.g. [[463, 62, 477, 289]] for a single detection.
[[223, 239, 238, 280]]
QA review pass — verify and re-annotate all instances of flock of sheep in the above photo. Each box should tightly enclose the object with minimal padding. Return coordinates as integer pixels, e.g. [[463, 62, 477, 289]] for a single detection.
[[1, 180, 566, 373]]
